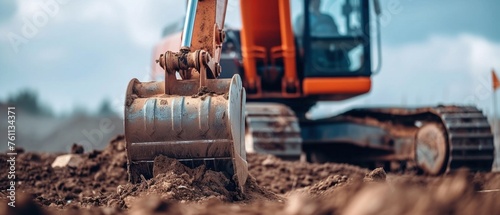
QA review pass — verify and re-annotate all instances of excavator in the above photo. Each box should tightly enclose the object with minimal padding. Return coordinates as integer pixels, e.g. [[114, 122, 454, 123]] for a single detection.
[[124, 0, 495, 192]]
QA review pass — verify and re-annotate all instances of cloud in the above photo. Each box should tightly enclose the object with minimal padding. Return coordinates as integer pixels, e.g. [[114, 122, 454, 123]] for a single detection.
[[384, 34, 500, 76], [77, 1, 120, 24], [0, 0, 175, 113], [90, 1, 178, 49], [374, 34, 500, 106], [3, 0, 185, 50], [0, 0, 17, 23]]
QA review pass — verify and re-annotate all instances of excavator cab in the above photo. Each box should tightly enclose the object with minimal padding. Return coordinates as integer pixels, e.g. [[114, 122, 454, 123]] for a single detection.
[[297, 0, 372, 77], [219, 0, 377, 101], [295, 0, 376, 100]]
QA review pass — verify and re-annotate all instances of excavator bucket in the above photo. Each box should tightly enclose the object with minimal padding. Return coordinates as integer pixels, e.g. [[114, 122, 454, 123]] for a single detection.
[[124, 74, 248, 192], [124, 0, 247, 192]]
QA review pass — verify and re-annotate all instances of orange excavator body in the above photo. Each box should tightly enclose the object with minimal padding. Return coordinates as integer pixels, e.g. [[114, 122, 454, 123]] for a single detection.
[[150, 0, 495, 174], [153, 0, 371, 101]]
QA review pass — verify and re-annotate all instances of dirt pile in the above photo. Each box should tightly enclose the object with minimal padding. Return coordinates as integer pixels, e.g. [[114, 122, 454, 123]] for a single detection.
[[286, 171, 500, 215], [247, 154, 369, 194], [114, 155, 280, 207], [0, 135, 128, 209]]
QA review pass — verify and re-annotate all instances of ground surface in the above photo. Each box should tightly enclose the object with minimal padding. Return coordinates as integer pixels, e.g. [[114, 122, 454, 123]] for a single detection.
[[1, 135, 499, 215]]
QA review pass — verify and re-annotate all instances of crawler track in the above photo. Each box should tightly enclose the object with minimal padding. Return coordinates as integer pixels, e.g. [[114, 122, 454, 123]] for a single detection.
[[436, 106, 495, 172], [339, 105, 495, 173], [245, 103, 302, 159]]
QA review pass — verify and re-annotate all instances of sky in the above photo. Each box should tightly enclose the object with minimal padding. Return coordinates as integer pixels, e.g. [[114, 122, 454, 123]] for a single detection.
[[0, 0, 500, 118]]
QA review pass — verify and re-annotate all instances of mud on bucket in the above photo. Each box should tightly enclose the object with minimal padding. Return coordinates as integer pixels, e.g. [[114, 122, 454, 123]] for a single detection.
[[124, 74, 248, 192]]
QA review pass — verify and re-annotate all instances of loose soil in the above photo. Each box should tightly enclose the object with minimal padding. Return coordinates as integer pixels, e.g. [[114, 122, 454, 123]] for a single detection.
[[1, 135, 499, 215]]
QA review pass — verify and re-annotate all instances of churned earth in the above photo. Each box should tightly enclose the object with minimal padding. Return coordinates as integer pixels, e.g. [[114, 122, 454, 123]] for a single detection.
[[0, 135, 499, 215]]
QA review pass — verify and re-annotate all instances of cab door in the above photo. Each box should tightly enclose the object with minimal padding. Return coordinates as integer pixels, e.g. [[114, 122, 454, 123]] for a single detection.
[[295, 0, 372, 98]]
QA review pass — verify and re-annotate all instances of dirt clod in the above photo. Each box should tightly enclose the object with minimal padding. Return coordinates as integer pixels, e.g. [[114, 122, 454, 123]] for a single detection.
[[70, 144, 84, 154], [363, 167, 387, 182]]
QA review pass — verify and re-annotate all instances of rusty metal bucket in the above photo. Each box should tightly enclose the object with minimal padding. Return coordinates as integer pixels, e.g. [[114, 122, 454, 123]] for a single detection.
[[124, 74, 248, 192]]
